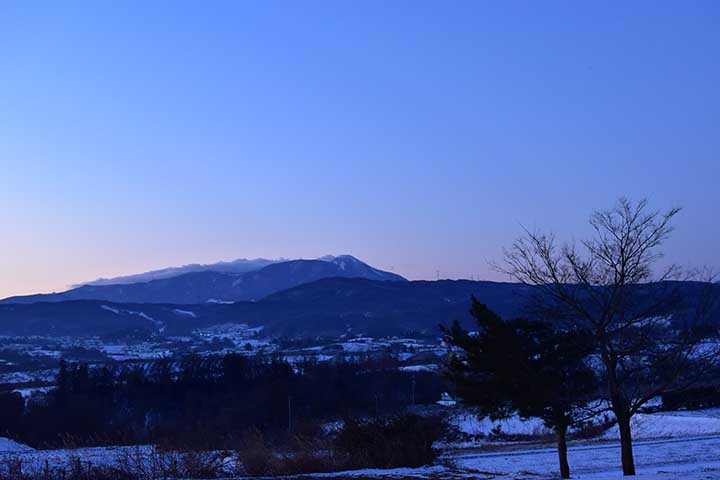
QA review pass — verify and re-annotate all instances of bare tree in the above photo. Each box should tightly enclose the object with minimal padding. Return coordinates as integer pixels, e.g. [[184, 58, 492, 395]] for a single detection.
[[497, 198, 719, 476]]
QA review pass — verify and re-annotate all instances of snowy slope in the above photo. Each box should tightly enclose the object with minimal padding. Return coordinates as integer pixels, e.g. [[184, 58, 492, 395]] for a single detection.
[[0, 437, 33, 453]]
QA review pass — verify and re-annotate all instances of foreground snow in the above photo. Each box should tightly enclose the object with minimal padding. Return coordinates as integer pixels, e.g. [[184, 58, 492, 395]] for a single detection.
[[603, 410, 720, 440], [285, 437, 720, 478], [0, 437, 33, 453], [0, 445, 152, 472], [6, 409, 720, 479], [451, 435, 720, 479], [3, 436, 720, 479]]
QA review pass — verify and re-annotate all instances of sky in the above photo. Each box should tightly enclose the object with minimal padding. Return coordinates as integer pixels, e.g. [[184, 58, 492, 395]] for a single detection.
[[0, 1, 718, 298]]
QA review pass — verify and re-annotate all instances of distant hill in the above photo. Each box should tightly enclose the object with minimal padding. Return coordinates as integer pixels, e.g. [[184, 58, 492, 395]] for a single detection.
[[244, 279, 720, 336], [2, 278, 714, 338], [0, 300, 211, 336], [0, 256, 406, 305], [0, 278, 531, 337], [229, 277, 534, 336]]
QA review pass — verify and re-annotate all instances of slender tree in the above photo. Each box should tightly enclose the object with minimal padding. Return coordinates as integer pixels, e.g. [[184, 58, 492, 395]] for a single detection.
[[497, 198, 720, 475], [443, 298, 597, 479]]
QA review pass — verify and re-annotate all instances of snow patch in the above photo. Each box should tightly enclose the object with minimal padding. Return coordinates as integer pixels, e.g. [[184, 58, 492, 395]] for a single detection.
[[603, 410, 720, 440], [399, 364, 438, 372], [14, 386, 54, 398], [100, 305, 164, 333], [206, 298, 234, 304], [450, 413, 552, 437], [0, 437, 33, 453]]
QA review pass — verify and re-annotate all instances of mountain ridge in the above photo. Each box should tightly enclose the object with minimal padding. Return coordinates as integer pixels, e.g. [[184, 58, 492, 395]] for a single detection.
[[1, 256, 406, 305], [74, 258, 284, 287]]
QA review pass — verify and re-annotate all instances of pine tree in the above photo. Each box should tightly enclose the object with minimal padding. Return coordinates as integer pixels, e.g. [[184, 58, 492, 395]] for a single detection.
[[443, 297, 597, 479]]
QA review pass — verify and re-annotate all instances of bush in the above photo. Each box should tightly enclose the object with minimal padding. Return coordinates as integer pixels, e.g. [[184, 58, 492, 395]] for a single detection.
[[234, 429, 277, 476], [235, 414, 443, 476], [0, 449, 235, 480], [114, 447, 235, 479], [235, 429, 344, 476], [334, 414, 443, 469]]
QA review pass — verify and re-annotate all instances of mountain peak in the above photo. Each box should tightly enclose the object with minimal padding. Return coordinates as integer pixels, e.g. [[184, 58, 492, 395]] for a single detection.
[[318, 254, 361, 265]]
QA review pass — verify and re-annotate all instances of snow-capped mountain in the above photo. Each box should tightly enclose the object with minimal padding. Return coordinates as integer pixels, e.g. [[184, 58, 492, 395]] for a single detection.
[[1, 256, 406, 305]]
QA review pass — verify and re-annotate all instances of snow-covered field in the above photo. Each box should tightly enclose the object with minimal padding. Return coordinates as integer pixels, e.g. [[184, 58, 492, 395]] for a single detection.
[[5, 409, 720, 479], [446, 407, 720, 443], [603, 410, 720, 440], [443, 408, 720, 479], [451, 436, 720, 479]]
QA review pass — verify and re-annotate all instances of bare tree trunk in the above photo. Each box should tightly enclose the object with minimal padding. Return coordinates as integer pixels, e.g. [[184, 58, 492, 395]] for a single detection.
[[617, 414, 636, 476], [556, 423, 570, 479]]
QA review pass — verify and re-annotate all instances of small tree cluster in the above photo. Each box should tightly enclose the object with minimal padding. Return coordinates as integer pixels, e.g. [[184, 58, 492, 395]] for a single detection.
[[469, 197, 720, 476], [6, 354, 446, 449]]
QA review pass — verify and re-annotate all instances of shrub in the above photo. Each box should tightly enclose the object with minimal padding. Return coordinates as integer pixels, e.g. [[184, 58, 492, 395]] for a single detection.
[[113, 447, 234, 479], [235, 430, 343, 476], [0, 448, 234, 480], [334, 414, 443, 469], [236, 415, 443, 476]]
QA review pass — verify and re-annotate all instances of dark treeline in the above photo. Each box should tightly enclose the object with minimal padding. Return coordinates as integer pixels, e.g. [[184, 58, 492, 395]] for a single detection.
[[3, 354, 445, 449]]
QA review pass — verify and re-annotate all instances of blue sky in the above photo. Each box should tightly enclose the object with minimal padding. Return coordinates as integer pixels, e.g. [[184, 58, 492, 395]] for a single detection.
[[1, 1, 718, 297]]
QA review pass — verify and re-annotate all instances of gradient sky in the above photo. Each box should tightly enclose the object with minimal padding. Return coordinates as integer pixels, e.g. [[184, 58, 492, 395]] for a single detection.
[[1, 1, 718, 298]]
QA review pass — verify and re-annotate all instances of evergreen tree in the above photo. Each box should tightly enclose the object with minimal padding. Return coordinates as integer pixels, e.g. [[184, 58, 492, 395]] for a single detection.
[[443, 297, 597, 479]]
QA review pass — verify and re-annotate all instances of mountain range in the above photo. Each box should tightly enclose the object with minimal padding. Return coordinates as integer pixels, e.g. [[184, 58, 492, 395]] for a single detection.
[[1, 255, 406, 305], [2, 255, 717, 339]]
